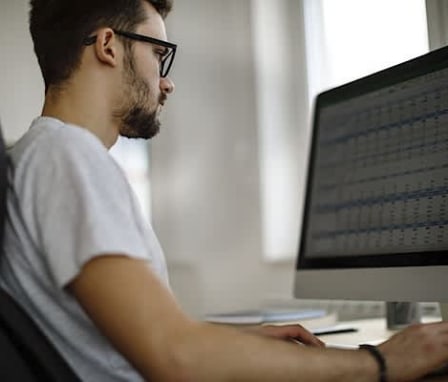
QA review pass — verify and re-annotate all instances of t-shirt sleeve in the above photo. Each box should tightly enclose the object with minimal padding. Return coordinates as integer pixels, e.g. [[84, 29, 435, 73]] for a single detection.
[[16, 127, 151, 288]]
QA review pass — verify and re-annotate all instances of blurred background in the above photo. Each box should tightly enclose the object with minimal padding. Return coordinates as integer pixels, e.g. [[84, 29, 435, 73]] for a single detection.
[[0, 0, 446, 320]]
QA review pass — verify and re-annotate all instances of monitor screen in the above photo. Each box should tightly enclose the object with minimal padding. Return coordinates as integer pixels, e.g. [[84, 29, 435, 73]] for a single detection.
[[294, 46, 448, 303]]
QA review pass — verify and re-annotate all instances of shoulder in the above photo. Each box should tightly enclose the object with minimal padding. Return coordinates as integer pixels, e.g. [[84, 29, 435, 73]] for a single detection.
[[10, 117, 124, 187], [11, 117, 113, 169]]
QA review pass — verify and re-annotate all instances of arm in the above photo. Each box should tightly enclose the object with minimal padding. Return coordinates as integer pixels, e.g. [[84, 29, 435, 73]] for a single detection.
[[68, 255, 448, 382]]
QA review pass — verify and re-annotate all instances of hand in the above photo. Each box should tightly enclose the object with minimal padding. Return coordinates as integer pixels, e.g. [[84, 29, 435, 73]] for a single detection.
[[377, 321, 448, 381], [244, 324, 325, 347]]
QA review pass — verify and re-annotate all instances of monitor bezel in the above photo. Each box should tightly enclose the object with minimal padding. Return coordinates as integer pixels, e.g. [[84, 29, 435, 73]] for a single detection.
[[297, 45, 448, 272]]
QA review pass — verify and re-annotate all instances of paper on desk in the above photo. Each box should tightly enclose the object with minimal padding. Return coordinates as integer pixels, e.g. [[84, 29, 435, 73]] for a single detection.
[[204, 309, 334, 327]]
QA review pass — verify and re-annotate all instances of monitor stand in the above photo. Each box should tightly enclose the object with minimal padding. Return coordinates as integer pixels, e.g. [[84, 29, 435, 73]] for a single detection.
[[385, 302, 421, 330]]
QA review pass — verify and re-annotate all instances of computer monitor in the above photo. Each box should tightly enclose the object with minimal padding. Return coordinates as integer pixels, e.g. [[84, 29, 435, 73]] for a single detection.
[[294, 46, 448, 303]]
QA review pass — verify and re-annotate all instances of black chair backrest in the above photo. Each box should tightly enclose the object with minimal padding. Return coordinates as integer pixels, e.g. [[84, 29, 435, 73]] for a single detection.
[[0, 120, 7, 245], [0, 289, 81, 381], [0, 123, 81, 381]]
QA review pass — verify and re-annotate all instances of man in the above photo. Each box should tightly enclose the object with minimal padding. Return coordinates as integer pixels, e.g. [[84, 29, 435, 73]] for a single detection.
[[1, 0, 448, 380]]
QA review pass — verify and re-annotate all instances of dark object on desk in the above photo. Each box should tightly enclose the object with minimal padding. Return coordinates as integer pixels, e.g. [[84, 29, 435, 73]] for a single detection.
[[313, 326, 358, 336], [386, 301, 421, 330]]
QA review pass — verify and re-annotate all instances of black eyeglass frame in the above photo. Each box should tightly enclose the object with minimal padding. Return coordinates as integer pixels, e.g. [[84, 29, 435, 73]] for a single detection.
[[83, 29, 177, 78]]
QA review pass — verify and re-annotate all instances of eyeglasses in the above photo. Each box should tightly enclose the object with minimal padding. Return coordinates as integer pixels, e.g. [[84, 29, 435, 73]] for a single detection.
[[83, 29, 177, 78]]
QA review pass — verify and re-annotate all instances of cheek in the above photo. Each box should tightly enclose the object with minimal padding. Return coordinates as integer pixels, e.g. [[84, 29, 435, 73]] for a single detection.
[[136, 50, 160, 83], [139, 64, 161, 98]]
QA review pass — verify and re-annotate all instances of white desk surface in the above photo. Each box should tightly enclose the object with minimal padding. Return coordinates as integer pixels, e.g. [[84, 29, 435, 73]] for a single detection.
[[320, 317, 401, 347]]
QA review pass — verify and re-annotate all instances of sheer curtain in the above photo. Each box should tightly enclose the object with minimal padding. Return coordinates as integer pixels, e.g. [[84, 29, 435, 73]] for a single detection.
[[255, 0, 429, 261]]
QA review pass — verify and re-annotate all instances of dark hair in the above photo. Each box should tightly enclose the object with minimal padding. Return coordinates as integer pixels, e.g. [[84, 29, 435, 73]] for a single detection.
[[29, 0, 173, 91]]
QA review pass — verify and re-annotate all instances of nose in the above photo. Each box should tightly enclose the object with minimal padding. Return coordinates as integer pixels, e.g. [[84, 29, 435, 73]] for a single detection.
[[160, 76, 175, 95]]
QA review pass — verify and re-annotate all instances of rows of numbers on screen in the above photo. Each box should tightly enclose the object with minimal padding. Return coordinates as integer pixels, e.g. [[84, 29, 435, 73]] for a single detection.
[[308, 68, 448, 256]]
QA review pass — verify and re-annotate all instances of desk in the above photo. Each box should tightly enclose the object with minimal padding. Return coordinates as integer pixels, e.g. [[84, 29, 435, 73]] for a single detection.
[[319, 317, 398, 347], [319, 317, 448, 381]]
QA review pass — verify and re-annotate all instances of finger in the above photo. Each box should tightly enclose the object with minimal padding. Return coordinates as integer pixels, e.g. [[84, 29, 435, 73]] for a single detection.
[[293, 333, 325, 347], [260, 324, 325, 346], [286, 327, 325, 347]]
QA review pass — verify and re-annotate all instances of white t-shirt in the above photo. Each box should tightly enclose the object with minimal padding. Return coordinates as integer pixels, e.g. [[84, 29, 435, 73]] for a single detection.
[[0, 116, 169, 381]]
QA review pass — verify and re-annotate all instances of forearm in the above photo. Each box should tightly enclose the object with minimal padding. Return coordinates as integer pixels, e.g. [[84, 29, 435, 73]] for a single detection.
[[172, 321, 378, 382], [70, 256, 379, 382]]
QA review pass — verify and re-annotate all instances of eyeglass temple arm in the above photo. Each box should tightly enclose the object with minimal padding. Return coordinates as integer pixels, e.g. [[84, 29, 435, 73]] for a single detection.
[[83, 36, 97, 46]]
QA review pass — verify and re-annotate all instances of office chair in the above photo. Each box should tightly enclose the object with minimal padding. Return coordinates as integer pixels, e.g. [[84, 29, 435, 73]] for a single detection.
[[0, 123, 81, 381]]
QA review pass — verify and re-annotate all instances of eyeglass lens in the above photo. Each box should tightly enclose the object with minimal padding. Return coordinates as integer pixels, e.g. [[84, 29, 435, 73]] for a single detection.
[[161, 49, 175, 78]]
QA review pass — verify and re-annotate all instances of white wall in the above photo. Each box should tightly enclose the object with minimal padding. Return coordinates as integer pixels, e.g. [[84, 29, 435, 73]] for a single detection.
[[152, 0, 309, 317], [0, 0, 44, 143]]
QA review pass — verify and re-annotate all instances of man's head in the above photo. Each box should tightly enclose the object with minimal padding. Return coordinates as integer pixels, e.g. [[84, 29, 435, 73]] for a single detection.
[[29, 0, 175, 140]]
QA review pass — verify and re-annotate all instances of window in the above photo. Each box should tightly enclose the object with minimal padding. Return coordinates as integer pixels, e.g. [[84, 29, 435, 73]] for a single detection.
[[306, 0, 429, 98], [110, 138, 152, 222], [255, 0, 429, 261]]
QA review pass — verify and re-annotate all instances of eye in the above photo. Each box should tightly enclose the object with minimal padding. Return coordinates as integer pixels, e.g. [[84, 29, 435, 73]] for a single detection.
[[155, 48, 168, 62]]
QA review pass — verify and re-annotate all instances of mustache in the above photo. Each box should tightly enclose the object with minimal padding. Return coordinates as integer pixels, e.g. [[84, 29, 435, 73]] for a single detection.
[[159, 94, 167, 105]]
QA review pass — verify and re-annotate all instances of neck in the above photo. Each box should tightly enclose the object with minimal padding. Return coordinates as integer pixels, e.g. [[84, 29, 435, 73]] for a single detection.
[[42, 80, 120, 149]]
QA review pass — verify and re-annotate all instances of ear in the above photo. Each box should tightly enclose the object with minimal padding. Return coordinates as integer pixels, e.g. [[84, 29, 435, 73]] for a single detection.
[[94, 28, 120, 67]]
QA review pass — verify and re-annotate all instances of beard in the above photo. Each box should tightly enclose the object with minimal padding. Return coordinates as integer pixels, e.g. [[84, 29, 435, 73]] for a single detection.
[[120, 103, 160, 140], [115, 54, 162, 140]]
